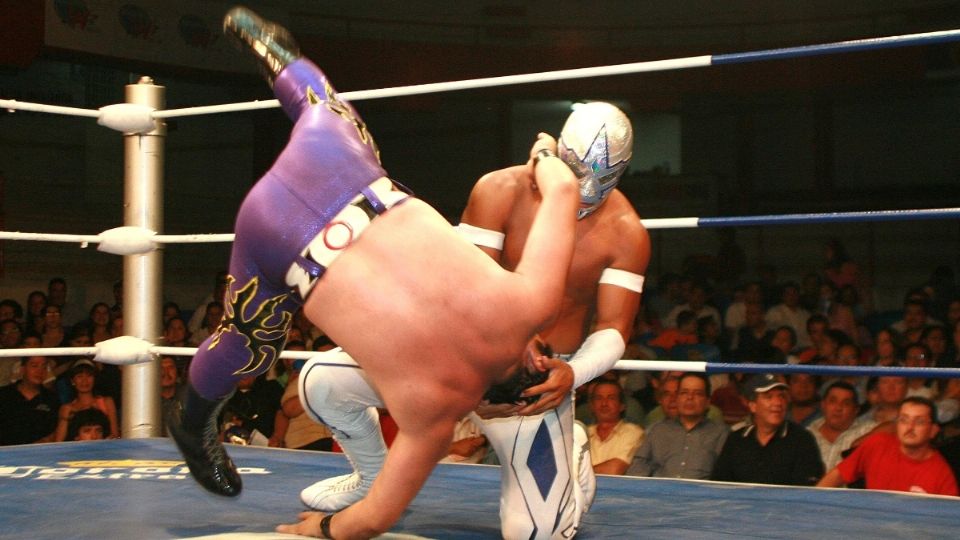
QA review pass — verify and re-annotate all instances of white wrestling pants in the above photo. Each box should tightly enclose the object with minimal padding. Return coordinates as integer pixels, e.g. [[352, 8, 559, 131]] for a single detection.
[[299, 349, 593, 539]]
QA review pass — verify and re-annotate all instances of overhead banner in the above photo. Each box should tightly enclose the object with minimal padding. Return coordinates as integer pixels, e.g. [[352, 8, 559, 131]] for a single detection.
[[44, 0, 261, 74]]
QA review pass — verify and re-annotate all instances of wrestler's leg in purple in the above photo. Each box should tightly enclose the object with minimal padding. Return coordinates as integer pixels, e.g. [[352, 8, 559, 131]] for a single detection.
[[170, 7, 386, 498]]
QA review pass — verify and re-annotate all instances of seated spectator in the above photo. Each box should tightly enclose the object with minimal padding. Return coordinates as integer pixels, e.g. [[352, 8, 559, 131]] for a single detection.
[[891, 297, 939, 345], [159, 355, 184, 436], [627, 373, 728, 479], [646, 310, 698, 353], [818, 343, 868, 406], [440, 416, 488, 464], [276, 342, 333, 451], [576, 370, 644, 426], [161, 301, 181, 326], [663, 282, 721, 329], [710, 372, 751, 426], [807, 381, 877, 470], [724, 281, 763, 348], [0, 318, 23, 387], [797, 314, 830, 364], [817, 397, 957, 496], [923, 325, 951, 368], [0, 299, 23, 327], [221, 372, 284, 446], [904, 343, 937, 400], [188, 301, 224, 347], [712, 373, 824, 485], [771, 326, 801, 364], [66, 408, 110, 441], [732, 301, 778, 363], [587, 380, 644, 475], [39, 304, 67, 348], [0, 355, 60, 445], [786, 373, 821, 427], [24, 290, 47, 336], [870, 328, 903, 367], [860, 375, 908, 425], [644, 371, 724, 427], [765, 282, 812, 350], [54, 359, 119, 441], [87, 302, 113, 344], [162, 316, 192, 376], [935, 377, 960, 424]]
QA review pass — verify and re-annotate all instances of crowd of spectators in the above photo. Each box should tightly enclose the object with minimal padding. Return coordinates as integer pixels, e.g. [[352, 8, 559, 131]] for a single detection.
[[2, 238, 960, 497]]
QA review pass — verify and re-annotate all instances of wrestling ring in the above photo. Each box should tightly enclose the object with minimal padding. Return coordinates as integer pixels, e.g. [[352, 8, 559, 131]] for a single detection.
[[2, 28, 960, 539]]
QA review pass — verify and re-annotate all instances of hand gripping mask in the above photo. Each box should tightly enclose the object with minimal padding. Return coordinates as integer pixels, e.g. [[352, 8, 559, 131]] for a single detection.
[[557, 102, 633, 219]]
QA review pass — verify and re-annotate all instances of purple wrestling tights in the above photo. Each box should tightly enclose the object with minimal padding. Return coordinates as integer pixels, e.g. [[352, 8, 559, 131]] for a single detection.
[[189, 59, 386, 399]]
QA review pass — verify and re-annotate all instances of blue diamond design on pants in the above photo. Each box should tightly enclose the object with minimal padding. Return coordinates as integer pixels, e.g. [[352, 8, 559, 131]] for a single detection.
[[526, 421, 557, 499]]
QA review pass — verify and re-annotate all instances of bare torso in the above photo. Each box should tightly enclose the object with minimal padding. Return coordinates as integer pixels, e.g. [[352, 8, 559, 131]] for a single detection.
[[473, 165, 649, 353]]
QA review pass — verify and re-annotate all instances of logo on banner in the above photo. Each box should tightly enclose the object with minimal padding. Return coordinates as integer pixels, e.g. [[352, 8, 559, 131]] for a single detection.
[[0, 460, 271, 481]]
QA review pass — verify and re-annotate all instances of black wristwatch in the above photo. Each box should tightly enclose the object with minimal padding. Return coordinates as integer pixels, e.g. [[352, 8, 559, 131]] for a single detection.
[[533, 148, 556, 166], [320, 513, 335, 539]]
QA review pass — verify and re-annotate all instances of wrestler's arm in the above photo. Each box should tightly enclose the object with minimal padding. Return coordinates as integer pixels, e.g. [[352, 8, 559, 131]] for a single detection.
[[279, 394, 460, 538], [593, 458, 631, 476], [458, 170, 516, 262], [512, 135, 579, 323], [568, 216, 650, 389]]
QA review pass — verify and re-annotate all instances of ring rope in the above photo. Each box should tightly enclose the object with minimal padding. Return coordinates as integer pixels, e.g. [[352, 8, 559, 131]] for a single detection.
[[5, 341, 959, 379], [3, 29, 959, 124], [3, 207, 958, 248]]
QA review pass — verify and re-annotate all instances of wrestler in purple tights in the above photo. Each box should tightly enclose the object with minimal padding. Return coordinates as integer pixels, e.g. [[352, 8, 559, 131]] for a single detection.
[[169, 10, 392, 497]]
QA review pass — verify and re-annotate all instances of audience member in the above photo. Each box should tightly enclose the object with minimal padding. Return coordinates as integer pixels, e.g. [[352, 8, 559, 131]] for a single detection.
[[47, 277, 83, 327], [54, 359, 119, 441], [663, 282, 721, 329], [860, 375, 908, 424], [39, 304, 67, 348], [786, 373, 821, 427], [871, 328, 902, 367], [807, 381, 877, 470], [0, 319, 22, 386], [765, 282, 812, 349], [770, 326, 800, 364], [159, 355, 184, 436], [903, 343, 936, 399], [222, 372, 284, 446], [628, 373, 728, 479], [819, 282, 858, 345], [24, 291, 47, 335], [724, 282, 763, 345], [646, 310, 698, 352], [587, 380, 644, 475], [817, 397, 957, 496], [710, 372, 751, 426], [712, 373, 824, 485], [0, 299, 23, 326], [278, 342, 333, 451], [187, 270, 228, 335], [87, 302, 113, 344], [188, 301, 224, 347], [0, 355, 59, 445], [440, 416, 488, 464], [110, 280, 123, 320], [732, 301, 778, 363], [797, 314, 829, 363], [891, 298, 936, 345], [66, 407, 110, 441], [799, 272, 823, 313], [921, 325, 950, 368]]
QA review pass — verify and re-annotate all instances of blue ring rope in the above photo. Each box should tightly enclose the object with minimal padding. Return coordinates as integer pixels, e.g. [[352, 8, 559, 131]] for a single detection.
[[703, 363, 960, 379], [695, 208, 960, 228], [711, 30, 960, 65]]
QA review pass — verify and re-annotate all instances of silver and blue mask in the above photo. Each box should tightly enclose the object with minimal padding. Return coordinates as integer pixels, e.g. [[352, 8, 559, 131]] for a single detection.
[[557, 102, 633, 219]]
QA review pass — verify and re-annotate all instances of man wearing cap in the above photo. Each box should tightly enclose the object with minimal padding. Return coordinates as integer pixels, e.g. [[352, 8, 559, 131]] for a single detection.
[[712, 373, 824, 485]]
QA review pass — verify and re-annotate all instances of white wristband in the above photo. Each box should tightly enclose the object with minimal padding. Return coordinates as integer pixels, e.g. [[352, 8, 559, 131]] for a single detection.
[[569, 328, 626, 389]]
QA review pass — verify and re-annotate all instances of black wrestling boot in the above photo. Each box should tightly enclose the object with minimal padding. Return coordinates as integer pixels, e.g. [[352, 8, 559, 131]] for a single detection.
[[223, 6, 301, 84], [167, 383, 242, 497]]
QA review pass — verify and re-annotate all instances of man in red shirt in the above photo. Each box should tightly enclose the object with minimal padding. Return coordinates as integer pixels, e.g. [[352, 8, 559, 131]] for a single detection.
[[817, 396, 958, 496]]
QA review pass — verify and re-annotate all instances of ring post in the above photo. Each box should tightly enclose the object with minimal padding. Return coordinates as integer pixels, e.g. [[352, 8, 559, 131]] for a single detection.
[[121, 77, 165, 438]]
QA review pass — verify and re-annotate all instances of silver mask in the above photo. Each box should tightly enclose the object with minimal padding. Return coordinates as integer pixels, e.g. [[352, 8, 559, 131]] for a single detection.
[[557, 102, 633, 219]]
